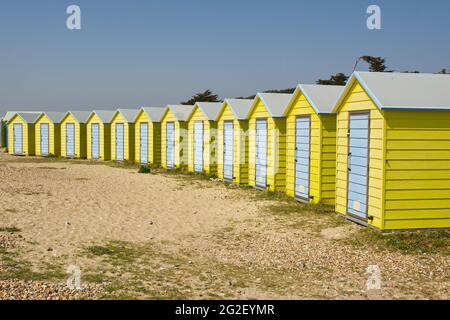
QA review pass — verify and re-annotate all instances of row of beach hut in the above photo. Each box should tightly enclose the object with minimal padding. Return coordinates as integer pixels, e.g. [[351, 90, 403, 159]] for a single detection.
[[1, 71, 450, 232]]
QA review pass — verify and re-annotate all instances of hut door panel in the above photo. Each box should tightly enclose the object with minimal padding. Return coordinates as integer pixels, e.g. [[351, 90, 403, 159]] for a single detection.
[[194, 121, 204, 173], [347, 113, 370, 219], [40, 123, 49, 156], [223, 121, 234, 180], [140, 123, 148, 164], [116, 123, 124, 161], [255, 119, 268, 188], [13, 124, 23, 154], [91, 124, 100, 160], [166, 122, 175, 168], [66, 123, 75, 157], [295, 117, 311, 200]]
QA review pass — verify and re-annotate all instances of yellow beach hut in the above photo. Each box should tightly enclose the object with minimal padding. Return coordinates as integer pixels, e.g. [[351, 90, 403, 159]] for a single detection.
[[7, 112, 41, 156], [34, 112, 65, 157], [334, 71, 450, 231], [110, 109, 140, 162], [247, 93, 292, 192], [86, 110, 116, 161], [60, 111, 91, 158], [3, 111, 41, 152], [160, 105, 195, 169], [134, 107, 166, 165], [187, 102, 223, 174], [284, 84, 344, 204], [216, 99, 253, 183]]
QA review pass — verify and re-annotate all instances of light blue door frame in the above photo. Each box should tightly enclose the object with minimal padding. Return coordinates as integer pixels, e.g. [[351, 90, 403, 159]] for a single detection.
[[66, 123, 75, 157], [140, 123, 149, 164], [115, 123, 124, 161], [295, 116, 311, 200], [13, 124, 23, 155], [223, 121, 234, 181], [347, 113, 370, 219], [194, 121, 204, 173], [91, 124, 100, 160], [40, 123, 49, 156], [255, 119, 267, 188], [166, 122, 175, 168]]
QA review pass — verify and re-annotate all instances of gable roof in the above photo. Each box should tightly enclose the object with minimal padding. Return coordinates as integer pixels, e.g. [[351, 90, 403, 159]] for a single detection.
[[285, 84, 344, 116], [217, 99, 254, 120], [40, 112, 66, 123], [65, 111, 92, 123], [11, 112, 41, 124], [4, 111, 41, 122], [89, 110, 116, 123], [139, 107, 166, 122], [189, 102, 223, 121], [165, 105, 196, 122], [250, 93, 292, 118], [115, 109, 140, 123], [333, 71, 450, 112]]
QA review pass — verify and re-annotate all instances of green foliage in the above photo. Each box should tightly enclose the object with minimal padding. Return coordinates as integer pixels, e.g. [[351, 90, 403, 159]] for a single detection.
[[138, 165, 151, 174], [181, 89, 221, 105], [0, 227, 21, 233], [316, 73, 349, 85]]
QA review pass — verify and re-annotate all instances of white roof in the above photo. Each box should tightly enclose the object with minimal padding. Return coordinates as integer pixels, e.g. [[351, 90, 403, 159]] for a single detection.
[[333, 71, 450, 112], [90, 110, 116, 123], [165, 105, 196, 122], [217, 99, 254, 120], [66, 111, 91, 123], [41, 112, 66, 123], [250, 93, 292, 117], [115, 109, 140, 123], [12, 112, 41, 124], [139, 107, 166, 122], [190, 102, 223, 121], [285, 84, 345, 115], [4, 111, 41, 122]]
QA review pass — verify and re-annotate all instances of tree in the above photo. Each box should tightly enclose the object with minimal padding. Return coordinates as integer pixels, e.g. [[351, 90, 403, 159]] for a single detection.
[[354, 56, 389, 72], [181, 89, 221, 105], [316, 73, 349, 85], [437, 69, 450, 74], [236, 88, 296, 100]]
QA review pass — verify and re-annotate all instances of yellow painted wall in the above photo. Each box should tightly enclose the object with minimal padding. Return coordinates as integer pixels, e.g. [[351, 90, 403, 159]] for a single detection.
[[383, 110, 450, 230], [335, 82, 385, 230], [8, 115, 35, 156], [187, 107, 218, 175], [216, 104, 249, 184], [35, 114, 60, 157], [86, 114, 111, 161], [134, 111, 161, 165], [60, 114, 87, 158], [111, 113, 135, 162], [248, 100, 287, 192], [285, 93, 336, 204], [161, 110, 188, 169]]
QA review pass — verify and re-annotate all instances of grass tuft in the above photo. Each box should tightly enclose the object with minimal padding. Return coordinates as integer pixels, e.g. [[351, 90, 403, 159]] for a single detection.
[[0, 226, 21, 233]]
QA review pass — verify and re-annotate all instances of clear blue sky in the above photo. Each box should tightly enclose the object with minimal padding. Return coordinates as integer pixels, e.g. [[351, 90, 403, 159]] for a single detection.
[[0, 0, 449, 114]]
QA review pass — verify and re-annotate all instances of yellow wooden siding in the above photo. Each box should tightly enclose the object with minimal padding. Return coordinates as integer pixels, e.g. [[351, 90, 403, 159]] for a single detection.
[[134, 112, 161, 165], [86, 114, 110, 161], [35, 115, 60, 157], [60, 115, 87, 159], [161, 110, 188, 169], [320, 114, 337, 204], [383, 110, 450, 230], [335, 82, 384, 230], [248, 100, 286, 192], [111, 113, 134, 162], [8, 116, 34, 155], [216, 105, 249, 184]]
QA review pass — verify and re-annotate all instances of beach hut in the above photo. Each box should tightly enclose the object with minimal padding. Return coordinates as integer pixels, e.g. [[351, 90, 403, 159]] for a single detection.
[[134, 107, 165, 165], [216, 99, 253, 183], [247, 93, 292, 192], [34, 112, 65, 157], [160, 105, 195, 169], [186, 102, 223, 174], [110, 109, 140, 162], [60, 111, 91, 158], [2, 111, 41, 151], [284, 84, 344, 204], [86, 110, 115, 161], [7, 112, 41, 156], [0, 116, 3, 148], [334, 71, 450, 231]]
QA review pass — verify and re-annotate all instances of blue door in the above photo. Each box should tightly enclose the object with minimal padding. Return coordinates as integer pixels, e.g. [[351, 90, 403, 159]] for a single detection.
[[91, 124, 100, 160], [115, 123, 124, 161], [13, 124, 23, 155], [66, 123, 75, 157], [194, 121, 204, 173], [140, 123, 148, 164], [223, 121, 234, 181], [166, 122, 175, 168], [255, 119, 267, 188], [5, 123, 8, 149], [295, 116, 311, 200], [347, 113, 370, 219], [40, 123, 49, 156]]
